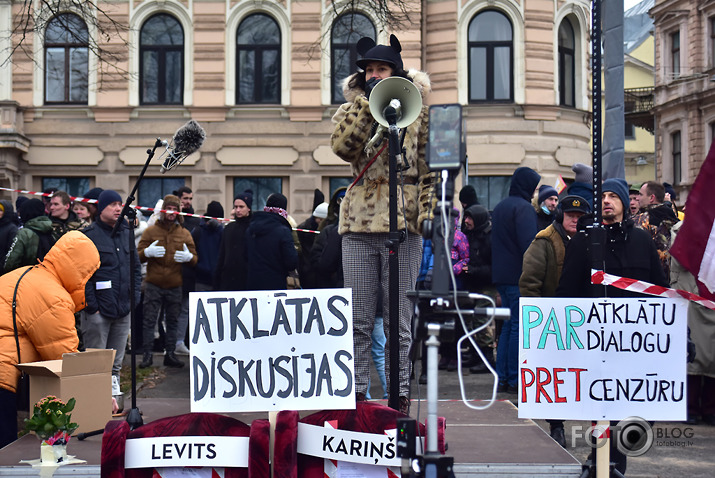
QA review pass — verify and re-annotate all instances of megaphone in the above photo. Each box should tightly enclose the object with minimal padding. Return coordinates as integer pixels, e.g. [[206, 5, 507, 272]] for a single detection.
[[368, 76, 423, 128]]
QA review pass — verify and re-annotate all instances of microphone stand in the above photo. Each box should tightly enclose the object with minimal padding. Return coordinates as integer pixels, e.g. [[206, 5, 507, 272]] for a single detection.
[[111, 138, 164, 430], [384, 106, 404, 411]]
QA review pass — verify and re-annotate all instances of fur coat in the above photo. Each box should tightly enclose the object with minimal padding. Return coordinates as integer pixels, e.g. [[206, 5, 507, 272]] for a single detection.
[[331, 69, 435, 235]]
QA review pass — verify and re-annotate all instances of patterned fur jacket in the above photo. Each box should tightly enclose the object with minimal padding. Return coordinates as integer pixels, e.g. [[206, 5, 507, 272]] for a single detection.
[[331, 69, 434, 235]]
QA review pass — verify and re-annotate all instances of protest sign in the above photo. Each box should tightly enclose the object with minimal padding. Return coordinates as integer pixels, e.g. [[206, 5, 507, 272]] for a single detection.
[[189, 288, 354, 412], [518, 297, 687, 421]]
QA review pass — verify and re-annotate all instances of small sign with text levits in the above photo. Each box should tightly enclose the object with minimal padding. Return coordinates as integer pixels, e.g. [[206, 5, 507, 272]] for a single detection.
[[124, 435, 249, 473], [189, 288, 355, 413]]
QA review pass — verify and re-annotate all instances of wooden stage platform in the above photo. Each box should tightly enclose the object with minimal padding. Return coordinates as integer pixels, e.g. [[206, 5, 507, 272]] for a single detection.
[[0, 399, 583, 477]]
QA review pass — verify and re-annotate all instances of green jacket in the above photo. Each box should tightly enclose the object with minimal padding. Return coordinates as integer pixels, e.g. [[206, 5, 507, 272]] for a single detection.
[[519, 223, 568, 298], [4, 216, 54, 273]]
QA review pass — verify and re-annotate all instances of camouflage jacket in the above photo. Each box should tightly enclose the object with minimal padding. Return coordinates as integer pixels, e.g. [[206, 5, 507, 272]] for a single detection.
[[632, 203, 679, 278]]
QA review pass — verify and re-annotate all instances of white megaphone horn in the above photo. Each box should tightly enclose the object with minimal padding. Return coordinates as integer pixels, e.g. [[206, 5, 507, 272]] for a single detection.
[[368, 76, 423, 128]]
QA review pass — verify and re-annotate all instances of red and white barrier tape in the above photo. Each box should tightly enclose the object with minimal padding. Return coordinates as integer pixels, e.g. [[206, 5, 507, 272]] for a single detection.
[[2, 186, 321, 233], [591, 269, 715, 311]]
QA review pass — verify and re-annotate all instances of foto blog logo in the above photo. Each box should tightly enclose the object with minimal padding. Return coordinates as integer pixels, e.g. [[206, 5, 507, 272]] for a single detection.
[[571, 417, 654, 457]]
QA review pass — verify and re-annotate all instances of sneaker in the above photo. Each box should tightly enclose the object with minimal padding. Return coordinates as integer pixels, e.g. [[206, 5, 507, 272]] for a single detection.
[[418, 373, 427, 385], [139, 352, 153, 368], [175, 342, 190, 355], [399, 396, 410, 415], [111, 375, 121, 396], [550, 427, 567, 448], [438, 357, 449, 370], [163, 352, 185, 368], [469, 362, 489, 374]]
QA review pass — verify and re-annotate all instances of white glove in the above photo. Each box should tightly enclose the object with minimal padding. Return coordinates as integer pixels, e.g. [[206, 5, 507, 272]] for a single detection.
[[174, 243, 193, 263], [144, 240, 165, 258]]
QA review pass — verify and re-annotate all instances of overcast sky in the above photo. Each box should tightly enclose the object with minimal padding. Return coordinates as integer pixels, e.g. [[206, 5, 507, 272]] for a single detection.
[[624, 0, 642, 11]]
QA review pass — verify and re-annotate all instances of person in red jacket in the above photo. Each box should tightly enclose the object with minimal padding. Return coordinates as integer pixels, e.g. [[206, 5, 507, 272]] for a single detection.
[[0, 231, 99, 448]]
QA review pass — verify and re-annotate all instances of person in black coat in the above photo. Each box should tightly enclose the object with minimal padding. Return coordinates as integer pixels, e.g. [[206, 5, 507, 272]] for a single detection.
[[82, 190, 142, 392], [214, 191, 253, 291], [0, 200, 19, 270], [556, 178, 667, 476], [245, 193, 299, 290]]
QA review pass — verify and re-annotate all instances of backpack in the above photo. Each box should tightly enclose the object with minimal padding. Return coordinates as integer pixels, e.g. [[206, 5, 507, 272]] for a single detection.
[[36, 232, 55, 261]]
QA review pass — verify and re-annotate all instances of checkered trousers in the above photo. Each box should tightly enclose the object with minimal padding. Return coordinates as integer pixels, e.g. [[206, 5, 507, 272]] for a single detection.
[[342, 232, 422, 397]]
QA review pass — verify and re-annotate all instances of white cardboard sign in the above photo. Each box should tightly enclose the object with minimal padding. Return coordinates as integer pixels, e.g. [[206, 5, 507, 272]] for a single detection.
[[189, 289, 354, 412], [124, 436, 248, 468], [518, 297, 688, 421], [297, 423, 400, 467]]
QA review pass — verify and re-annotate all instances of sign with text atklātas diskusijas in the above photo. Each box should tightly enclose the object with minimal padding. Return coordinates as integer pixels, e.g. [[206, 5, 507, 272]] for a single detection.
[[518, 297, 688, 421], [189, 288, 354, 413]]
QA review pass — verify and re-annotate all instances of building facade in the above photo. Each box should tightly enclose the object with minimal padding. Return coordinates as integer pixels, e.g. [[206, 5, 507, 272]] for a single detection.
[[651, 0, 715, 203], [0, 0, 593, 217]]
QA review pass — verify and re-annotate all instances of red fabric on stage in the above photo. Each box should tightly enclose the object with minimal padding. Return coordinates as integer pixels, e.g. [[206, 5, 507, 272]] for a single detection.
[[274, 411, 299, 478], [101, 413, 256, 478], [297, 401, 445, 477]]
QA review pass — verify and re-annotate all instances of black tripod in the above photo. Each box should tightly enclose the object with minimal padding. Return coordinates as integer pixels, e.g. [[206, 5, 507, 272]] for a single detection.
[[112, 138, 168, 430]]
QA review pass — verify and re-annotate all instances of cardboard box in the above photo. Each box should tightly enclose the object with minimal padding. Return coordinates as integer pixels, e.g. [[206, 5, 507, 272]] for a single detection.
[[16, 348, 115, 435]]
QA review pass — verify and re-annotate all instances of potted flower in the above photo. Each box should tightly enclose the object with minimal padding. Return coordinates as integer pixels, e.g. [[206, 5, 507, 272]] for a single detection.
[[23, 396, 78, 464]]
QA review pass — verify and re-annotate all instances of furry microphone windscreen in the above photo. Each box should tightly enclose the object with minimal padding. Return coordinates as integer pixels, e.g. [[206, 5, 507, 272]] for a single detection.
[[173, 120, 206, 156]]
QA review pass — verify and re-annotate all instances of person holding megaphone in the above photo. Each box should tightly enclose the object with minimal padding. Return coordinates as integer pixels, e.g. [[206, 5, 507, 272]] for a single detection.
[[331, 34, 434, 415]]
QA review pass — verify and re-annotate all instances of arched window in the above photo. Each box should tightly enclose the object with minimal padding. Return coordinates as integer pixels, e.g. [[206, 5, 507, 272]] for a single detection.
[[237, 14, 281, 104], [44, 13, 88, 104], [468, 10, 513, 103], [140, 14, 184, 105], [331, 13, 376, 104], [558, 19, 576, 107]]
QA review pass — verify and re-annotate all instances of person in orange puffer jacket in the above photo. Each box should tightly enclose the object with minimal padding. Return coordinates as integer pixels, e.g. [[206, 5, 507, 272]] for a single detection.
[[0, 231, 100, 448]]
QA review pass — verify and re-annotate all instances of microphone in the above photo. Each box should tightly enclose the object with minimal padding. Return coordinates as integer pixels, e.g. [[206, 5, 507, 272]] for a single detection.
[[159, 120, 206, 173]]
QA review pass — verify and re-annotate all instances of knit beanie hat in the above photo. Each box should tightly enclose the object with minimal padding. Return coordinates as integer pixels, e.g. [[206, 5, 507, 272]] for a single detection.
[[97, 190, 122, 213], [266, 193, 288, 211], [235, 190, 253, 209], [459, 185, 479, 208], [356, 34, 404, 71], [538, 185, 559, 204], [572, 163, 593, 183], [163, 194, 181, 210], [84, 187, 103, 201], [313, 203, 329, 219], [19, 198, 46, 222], [15, 196, 29, 212], [206, 200, 224, 219], [663, 182, 678, 201], [312, 189, 325, 212], [602, 178, 630, 211]]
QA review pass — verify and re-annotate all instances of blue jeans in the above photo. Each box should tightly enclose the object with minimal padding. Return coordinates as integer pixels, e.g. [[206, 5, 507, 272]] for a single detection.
[[366, 316, 388, 399], [495, 285, 520, 387]]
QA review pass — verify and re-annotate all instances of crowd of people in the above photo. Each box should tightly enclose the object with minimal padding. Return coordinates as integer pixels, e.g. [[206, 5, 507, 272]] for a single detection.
[[1, 35, 712, 466]]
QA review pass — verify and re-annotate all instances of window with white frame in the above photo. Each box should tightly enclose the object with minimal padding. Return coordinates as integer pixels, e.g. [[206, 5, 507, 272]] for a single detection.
[[236, 13, 281, 104], [44, 13, 89, 104], [140, 13, 184, 105], [468, 10, 513, 103], [233, 177, 282, 211], [558, 18, 575, 107], [331, 13, 376, 104], [670, 30, 680, 79], [671, 130, 681, 185]]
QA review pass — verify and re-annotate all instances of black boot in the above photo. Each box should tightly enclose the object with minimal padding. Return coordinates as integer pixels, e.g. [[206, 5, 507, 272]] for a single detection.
[[470, 346, 494, 374], [139, 352, 153, 368], [164, 352, 185, 368]]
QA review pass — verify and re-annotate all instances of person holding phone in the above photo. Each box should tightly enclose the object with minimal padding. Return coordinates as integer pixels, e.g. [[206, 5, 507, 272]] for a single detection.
[[330, 34, 434, 415]]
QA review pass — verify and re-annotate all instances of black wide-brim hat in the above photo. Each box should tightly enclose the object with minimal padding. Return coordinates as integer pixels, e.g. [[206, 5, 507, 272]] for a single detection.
[[355, 34, 403, 71]]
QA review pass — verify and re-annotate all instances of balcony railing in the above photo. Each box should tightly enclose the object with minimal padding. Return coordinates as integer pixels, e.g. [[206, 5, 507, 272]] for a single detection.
[[624, 87, 654, 134]]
